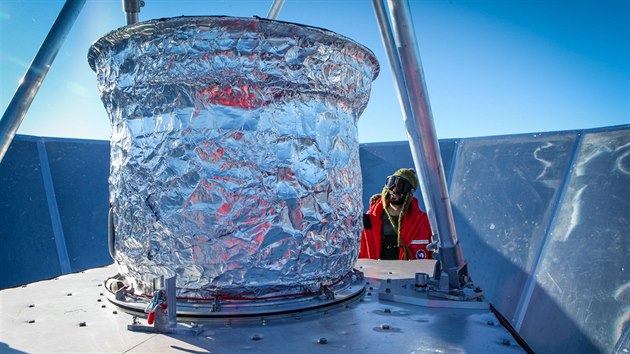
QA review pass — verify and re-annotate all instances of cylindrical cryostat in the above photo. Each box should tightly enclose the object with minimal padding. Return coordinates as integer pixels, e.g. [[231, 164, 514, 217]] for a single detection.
[[88, 16, 379, 298]]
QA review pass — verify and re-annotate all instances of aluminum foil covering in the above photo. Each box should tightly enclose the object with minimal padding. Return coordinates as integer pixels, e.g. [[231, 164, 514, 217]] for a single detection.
[[88, 16, 379, 297]]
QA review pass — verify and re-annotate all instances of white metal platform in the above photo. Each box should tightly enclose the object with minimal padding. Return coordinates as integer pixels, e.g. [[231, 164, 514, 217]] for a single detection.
[[0, 259, 525, 353]]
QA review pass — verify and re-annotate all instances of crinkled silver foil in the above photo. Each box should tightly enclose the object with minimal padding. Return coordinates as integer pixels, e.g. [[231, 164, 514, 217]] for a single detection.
[[89, 16, 379, 297]]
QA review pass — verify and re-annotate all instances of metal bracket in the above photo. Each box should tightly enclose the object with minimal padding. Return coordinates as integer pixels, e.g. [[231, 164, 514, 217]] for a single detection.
[[127, 276, 204, 336], [379, 277, 487, 309]]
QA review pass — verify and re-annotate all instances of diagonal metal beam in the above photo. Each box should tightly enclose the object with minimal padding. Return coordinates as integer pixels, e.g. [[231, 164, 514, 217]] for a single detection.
[[372, 0, 468, 290], [0, 0, 86, 163]]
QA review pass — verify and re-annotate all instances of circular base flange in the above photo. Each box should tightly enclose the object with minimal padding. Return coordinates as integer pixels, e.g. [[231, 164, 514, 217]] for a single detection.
[[104, 271, 365, 322]]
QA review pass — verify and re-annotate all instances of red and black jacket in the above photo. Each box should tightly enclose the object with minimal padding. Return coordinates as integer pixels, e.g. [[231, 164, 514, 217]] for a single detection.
[[359, 196, 433, 260]]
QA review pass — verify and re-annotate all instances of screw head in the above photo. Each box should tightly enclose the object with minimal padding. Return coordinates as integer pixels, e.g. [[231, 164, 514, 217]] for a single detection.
[[380, 324, 390, 330], [79, 322, 87, 327], [384, 308, 391, 313], [251, 334, 262, 341], [318, 338, 328, 344]]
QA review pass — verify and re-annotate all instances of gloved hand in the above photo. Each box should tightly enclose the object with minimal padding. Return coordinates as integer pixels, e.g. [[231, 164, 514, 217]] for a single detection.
[[369, 193, 381, 204]]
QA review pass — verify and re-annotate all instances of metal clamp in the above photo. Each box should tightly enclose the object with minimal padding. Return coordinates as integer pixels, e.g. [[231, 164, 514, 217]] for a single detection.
[[127, 276, 203, 335]]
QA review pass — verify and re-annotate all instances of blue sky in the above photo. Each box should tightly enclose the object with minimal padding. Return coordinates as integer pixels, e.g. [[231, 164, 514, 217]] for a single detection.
[[1, 0, 628, 143]]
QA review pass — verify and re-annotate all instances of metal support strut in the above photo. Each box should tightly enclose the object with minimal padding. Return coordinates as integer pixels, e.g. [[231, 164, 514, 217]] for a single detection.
[[0, 0, 86, 163], [372, 0, 475, 299], [266, 0, 286, 20], [122, 0, 144, 25]]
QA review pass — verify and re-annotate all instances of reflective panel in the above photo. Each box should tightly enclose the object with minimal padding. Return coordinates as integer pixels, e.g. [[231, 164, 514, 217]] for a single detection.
[[523, 128, 630, 353], [0, 137, 62, 288], [448, 132, 578, 321], [45, 139, 110, 271]]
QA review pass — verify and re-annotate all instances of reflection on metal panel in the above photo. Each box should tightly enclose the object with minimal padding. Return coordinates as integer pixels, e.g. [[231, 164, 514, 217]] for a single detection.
[[449, 132, 578, 323], [523, 128, 630, 353]]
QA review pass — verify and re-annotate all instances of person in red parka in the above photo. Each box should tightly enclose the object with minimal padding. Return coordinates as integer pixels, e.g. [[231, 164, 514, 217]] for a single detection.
[[359, 168, 433, 260]]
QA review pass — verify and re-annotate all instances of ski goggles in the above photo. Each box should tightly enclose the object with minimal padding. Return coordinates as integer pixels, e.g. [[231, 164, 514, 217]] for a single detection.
[[385, 175, 414, 195]]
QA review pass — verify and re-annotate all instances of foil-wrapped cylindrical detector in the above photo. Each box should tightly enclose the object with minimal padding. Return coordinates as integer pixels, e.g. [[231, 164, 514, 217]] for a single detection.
[[88, 16, 379, 298]]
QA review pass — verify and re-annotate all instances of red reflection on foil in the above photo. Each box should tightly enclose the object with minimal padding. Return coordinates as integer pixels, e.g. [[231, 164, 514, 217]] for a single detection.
[[277, 167, 294, 181], [184, 179, 214, 207], [192, 245, 204, 263], [195, 140, 225, 162], [197, 84, 261, 109], [288, 207, 304, 231], [217, 202, 232, 217]]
